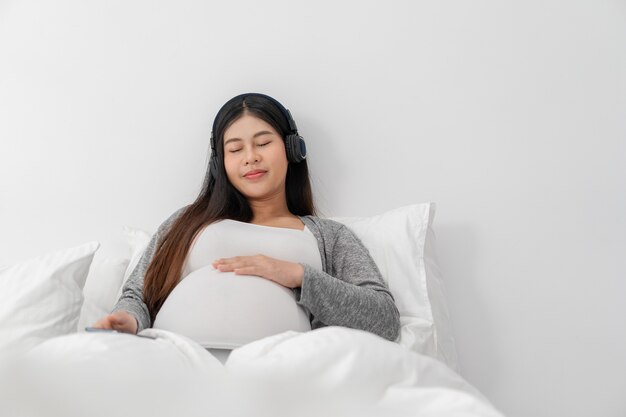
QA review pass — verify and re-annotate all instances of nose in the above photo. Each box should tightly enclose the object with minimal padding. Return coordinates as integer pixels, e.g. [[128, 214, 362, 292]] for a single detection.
[[243, 145, 260, 165]]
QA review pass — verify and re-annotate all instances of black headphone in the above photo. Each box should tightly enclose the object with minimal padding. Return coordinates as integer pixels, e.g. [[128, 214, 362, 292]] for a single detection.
[[209, 93, 307, 179]]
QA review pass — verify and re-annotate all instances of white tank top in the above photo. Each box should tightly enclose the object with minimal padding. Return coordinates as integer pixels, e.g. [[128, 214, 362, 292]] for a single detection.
[[152, 219, 322, 349]]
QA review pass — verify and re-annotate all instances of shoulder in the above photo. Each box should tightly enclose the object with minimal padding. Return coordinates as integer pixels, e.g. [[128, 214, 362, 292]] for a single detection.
[[156, 204, 191, 234], [300, 215, 361, 246], [302, 215, 370, 255], [300, 215, 347, 235], [167, 204, 190, 222]]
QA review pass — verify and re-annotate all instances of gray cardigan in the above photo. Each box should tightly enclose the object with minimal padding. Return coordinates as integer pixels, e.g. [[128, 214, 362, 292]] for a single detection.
[[112, 207, 401, 342]]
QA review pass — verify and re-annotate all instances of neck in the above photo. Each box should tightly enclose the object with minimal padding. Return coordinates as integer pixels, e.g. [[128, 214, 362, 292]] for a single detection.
[[248, 197, 294, 224]]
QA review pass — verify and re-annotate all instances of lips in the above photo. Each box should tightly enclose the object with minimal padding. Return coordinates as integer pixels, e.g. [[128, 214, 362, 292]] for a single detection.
[[244, 169, 267, 178]]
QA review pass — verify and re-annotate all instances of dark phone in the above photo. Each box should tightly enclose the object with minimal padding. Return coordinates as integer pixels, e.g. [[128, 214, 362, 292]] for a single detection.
[[84, 327, 156, 339], [84, 327, 118, 333]]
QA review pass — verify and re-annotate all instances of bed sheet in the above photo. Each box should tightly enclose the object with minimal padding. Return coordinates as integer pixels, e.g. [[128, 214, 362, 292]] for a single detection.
[[0, 326, 504, 417]]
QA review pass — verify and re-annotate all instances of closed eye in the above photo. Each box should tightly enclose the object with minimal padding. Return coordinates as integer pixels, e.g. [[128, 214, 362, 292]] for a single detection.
[[228, 142, 271, 153]]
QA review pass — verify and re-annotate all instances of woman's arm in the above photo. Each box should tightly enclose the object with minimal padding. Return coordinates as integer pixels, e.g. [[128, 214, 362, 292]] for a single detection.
[[110, 232, 158, 332], [294, 225, 401, 342], [111, 207, 186, 332]]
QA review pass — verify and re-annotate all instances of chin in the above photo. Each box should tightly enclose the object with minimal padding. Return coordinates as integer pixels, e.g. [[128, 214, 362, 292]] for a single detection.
[[235, 183, 264, 195]]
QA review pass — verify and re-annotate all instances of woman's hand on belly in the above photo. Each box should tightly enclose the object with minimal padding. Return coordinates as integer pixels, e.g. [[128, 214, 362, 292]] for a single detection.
[[211, 255, 304, 289]]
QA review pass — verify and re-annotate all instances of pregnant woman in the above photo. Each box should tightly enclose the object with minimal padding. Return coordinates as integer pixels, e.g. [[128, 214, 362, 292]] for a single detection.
[[92, 92, 400, 364]]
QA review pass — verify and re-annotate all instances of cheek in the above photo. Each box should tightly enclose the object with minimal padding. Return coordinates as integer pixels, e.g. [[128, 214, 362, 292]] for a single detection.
[[223, 158, 238, 180], [270, 147, 289, 168]]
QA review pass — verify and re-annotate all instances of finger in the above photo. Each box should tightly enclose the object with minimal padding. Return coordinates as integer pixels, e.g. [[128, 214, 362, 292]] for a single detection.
[[233, 266, 258, 276], [213, 258, 228, 269], [93, 319, 112, 330], [111, 313, 132, 328], [110, 321, 126, 331], [216, 257, 233, 262], [218, 259, 249, 270], [109, 316, 123, 326], [217, 263, 237, 271], [226, 256, 248, 263], [110, 319, 129, 332]]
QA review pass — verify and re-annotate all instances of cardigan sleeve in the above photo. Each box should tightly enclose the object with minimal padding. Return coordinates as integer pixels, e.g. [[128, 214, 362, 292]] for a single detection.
[[294, 225, 401, 342], [111, 206, 187, 332]]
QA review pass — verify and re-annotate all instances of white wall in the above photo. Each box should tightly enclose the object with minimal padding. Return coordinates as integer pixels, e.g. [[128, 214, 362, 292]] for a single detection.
[[1, 1, 624, 416]]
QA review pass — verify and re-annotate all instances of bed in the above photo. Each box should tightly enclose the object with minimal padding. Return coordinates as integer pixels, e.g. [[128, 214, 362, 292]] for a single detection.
[[0, 202, 505, 417]]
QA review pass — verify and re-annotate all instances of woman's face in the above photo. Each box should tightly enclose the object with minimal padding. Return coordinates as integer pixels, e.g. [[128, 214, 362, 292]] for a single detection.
[[222, 113, 289, 201]]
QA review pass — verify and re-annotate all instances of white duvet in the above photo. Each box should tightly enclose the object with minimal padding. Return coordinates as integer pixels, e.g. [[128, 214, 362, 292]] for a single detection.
[[0, 326, 504, 417]]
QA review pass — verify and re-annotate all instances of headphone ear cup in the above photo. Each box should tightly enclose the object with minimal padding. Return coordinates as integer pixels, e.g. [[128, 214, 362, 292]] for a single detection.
[[285, 134, 307, 163]]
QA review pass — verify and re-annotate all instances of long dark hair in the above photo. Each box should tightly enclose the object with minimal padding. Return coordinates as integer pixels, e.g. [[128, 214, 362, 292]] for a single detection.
[[143, 93, 317, 323]]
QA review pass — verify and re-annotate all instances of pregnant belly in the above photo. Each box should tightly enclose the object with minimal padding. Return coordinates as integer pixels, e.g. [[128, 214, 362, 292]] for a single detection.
[[153, 265, 311, 349]]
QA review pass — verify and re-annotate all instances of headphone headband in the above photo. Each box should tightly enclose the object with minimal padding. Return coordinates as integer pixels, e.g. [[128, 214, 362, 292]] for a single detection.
[[210, 93, 298, 152]]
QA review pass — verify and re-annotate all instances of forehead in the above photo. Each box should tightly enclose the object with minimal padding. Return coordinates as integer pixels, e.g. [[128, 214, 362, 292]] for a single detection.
[[223, 114, 278, 142]]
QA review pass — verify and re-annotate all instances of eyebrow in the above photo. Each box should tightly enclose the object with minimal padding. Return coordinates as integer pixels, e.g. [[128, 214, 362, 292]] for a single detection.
[[224, 131, 274, 146]]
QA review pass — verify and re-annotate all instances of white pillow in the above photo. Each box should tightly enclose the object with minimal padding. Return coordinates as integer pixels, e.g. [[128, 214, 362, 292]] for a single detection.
[[0, 241, 100, 353], [77, 256, 130, 331], [331, 202, 459, 371], [76, 226, 151, 330], [116, 203, 459, 371], [76, 227, 152, 325]]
